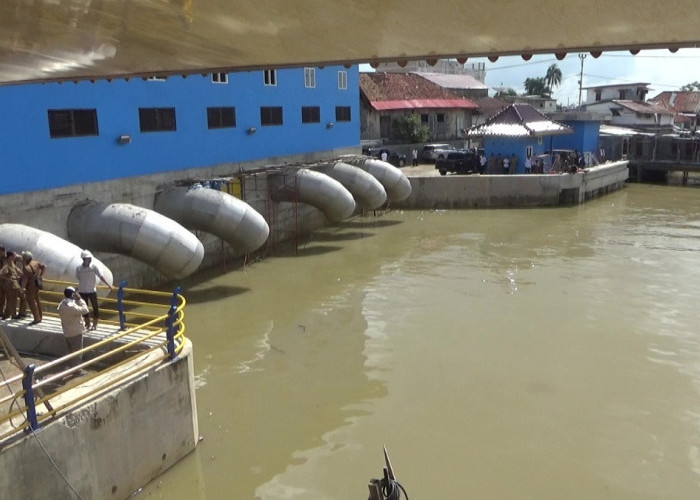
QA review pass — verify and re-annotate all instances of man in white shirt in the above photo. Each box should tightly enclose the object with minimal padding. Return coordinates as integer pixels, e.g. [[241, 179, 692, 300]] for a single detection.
[[57, 286, 89, 368], [75, 249, 114, 331]]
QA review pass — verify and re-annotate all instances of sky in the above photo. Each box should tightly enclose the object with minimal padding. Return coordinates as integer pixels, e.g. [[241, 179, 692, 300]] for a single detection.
[[362, 48, 700, 107], [479, 48, 700, 106]]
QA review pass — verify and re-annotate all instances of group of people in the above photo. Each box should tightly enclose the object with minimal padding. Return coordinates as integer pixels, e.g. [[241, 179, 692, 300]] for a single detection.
[[1, 247, 114, 366], [482, 152, 521, 175], [0, 247, 46, 324]]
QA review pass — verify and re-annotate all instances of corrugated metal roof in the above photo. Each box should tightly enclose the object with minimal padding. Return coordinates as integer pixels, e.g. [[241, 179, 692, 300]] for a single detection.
[[467, 103, 572, 137], [418, 72, 489, 90], [650, 91, 700, 113], [613, 99, 674, 115], [371, 99, 478, 110]]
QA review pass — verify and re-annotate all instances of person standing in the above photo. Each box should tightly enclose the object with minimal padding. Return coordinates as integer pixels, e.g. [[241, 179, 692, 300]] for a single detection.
[[57, 286, 89, 368], [510, 153, 518, 174], [502, 154, 510, 175], [0, 251, 24, 320], [75, 250, 114, 331], [411, 148, 418, 166], [524, 154, 532, 174], [380, 150, 388, 162], [19, 251, 46, 325]]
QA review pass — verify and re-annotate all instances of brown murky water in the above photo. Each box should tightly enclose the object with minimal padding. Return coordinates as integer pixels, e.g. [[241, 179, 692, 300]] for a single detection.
[[137, 183, 700, 499]]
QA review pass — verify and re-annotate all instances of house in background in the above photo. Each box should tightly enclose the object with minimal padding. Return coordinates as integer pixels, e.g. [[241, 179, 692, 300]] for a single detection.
[[466, 103, 572, 173], [580, 81, 674, 132], [649, 91, 700, 131], [360, 72, 478, 142], [505, 95, 558, 114], [583, 82, 651, 103]]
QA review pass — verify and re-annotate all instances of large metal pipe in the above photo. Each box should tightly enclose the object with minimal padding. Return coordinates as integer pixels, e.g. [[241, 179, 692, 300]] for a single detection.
[[154, 184, 269, 254], [0, 223, 114, 293], [322, 162, 387, 210], [67, 201, 204, 278], [272, 168, 356, 222], [345, 158, 413, 202]]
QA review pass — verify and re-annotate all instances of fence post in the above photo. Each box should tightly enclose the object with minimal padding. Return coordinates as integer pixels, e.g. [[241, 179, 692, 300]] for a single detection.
[[117, 280, 128, 330], [22, 364, 39, 432]]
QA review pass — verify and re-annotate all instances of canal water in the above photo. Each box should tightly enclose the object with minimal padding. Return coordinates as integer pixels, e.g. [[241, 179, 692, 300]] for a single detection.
[[137, 183, 700, 499]]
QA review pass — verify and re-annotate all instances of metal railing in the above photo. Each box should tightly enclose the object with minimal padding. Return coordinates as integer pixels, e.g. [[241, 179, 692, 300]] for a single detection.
[[0, 280, 187, 445]]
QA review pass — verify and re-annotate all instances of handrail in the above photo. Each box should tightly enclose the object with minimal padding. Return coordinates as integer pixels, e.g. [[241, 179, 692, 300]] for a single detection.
[[0, 281, 187, 446]]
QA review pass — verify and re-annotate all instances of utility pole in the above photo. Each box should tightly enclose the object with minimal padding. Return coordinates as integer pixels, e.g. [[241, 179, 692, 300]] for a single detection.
[[578, 53, 587, 108]]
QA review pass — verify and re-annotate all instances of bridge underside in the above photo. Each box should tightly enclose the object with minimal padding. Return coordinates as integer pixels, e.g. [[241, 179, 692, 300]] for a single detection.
[[1, 0, 699, 85]]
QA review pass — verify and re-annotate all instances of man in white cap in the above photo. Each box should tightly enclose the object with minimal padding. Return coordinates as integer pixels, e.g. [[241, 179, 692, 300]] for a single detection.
[[57, 286, 89, 368], [75, 250, 114, 331]]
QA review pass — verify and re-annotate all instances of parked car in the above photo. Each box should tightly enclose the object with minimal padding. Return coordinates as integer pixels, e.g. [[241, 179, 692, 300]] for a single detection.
[[365, 147, 407, 167], [421, 143, 457, 162], [435, 150, 481, 175]]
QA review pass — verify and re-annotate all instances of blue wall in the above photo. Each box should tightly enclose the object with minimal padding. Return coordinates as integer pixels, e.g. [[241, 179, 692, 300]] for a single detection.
[[0, 66, 359, 194], [551, 120, 600, 154], [484, 136, 549, 173]]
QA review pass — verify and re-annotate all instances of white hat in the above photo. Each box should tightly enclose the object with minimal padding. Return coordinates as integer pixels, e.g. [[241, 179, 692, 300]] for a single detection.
[[81, 250, 93, 259]]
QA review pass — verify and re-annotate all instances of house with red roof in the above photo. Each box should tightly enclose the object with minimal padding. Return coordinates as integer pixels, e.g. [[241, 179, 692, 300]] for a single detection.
[[649, 91, 700, 131], [359, 72, 478, 142]]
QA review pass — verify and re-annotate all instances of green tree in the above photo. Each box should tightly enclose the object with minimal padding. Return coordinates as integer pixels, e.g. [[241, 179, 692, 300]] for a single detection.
[[392, 114, 430, 143], [523, 77, 547, 96], [494, 87, 517, 98], [545, 63, 562, 96], [680, 81, 700, 91]]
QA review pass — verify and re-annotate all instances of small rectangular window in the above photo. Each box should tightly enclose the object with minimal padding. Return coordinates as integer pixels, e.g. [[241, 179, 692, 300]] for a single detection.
[[211, 73, 228, 84], [437, 114, 445, 123], [48, 109, 99, 138], [264, 69, 277, 86], [139, 107, 176, 132], [301, 106, 321, 124], [207, 107, 236, 129], [260, 106, 283, 126], [421, 114, 429, 124], [304, 67, 316, 88], [338, 71, 347, 90], [335, 106, 351, 122]]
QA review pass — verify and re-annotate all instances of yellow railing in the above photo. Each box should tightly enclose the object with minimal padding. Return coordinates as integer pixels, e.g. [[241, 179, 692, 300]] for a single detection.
[[0, 280, 187, 445]]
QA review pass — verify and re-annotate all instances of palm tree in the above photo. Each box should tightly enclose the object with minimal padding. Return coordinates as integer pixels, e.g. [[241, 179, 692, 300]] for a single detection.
[[523, 77, 547, 96], [545, 63, 562, 96]]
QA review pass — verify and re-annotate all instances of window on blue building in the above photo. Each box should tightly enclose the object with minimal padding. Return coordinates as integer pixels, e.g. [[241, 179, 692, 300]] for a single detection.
[[260, 106, 283, 126], [335, 106, 351, 122], [48, 109, 99, 138], [211, 73, 228, 84], [207, 107, 236, 128], [304, 68, 316, 88], [301, 106, 320, 124], [139, 108, 176, 132], [264, 70, 277, 86], [338, 71, 347, 90]]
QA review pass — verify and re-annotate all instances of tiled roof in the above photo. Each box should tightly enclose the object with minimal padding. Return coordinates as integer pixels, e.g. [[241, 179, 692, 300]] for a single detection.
[[418, 72, 488, 90], [650, 91, 700, 113], [360, 72, 478, 110], [612, 100, 674, 115], [467, 103, 572, 137]]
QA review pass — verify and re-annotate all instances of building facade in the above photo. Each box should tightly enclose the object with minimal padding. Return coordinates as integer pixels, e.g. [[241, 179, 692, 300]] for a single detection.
[[0, 66, 360, 195]]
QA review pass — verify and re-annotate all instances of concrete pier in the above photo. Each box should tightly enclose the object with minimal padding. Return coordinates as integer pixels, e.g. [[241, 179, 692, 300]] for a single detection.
[[395, 161, 629, 209]]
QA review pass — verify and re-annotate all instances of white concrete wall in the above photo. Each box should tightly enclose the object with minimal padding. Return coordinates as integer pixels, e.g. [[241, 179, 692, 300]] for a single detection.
[[395, 161, 629, 209], [0, 340, 198, 499]]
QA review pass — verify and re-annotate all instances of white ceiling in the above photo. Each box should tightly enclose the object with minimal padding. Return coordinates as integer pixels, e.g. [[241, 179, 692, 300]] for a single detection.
[[1, 0, 698, 85]]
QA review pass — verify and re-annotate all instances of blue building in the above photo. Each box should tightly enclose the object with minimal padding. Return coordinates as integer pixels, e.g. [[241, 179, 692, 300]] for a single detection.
[[467, 104, 573, 173], [0, 66, 360, 195]]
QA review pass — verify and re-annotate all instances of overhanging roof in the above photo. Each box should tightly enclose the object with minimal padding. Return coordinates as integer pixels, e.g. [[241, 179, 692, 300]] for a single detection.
[[1, 0, 699, 85], [371, 99, 478, 111]]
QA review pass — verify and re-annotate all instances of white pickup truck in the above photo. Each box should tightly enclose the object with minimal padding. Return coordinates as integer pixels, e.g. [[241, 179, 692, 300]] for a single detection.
[[420, 143, 458, 162]]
